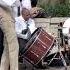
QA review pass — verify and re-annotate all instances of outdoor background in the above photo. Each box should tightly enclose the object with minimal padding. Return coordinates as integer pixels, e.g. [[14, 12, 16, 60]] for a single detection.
[[37, 0, 70, 17]]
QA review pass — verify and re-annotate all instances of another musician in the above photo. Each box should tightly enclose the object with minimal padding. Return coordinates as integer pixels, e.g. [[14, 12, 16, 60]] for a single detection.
[[0, 0, 20, 70], [62, 18, 70, 60], [63, 18, 70, 46], [15, 8, 36, 55]]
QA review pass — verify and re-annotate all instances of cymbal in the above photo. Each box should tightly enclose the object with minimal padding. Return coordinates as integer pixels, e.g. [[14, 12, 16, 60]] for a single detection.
[[54, 27, 66, 29]]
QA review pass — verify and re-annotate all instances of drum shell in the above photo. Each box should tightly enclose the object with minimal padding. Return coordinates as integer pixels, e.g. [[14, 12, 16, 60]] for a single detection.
[[23, 28, 54, 66]]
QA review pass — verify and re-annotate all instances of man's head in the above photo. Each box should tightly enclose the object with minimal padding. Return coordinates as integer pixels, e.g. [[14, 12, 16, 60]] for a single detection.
[[21, 8, 31, 21]]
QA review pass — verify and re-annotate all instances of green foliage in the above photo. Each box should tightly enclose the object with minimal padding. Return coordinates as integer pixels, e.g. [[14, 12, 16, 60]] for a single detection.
[[39, 3, 70, 17]]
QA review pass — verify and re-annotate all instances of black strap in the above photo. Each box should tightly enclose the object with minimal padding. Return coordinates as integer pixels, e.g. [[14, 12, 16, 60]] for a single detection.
[[18, 6, 20, 16], [0, 28, 4, 61]]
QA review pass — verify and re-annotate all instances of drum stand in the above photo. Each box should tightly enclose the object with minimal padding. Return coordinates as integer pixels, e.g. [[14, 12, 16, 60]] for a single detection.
[[46, 27, 67, 70]]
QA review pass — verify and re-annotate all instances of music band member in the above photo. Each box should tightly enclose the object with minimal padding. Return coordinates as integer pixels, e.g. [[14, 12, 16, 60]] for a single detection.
[[15, 8, 36, 55], [63, 18, 70, 47], [62, 18, 70, 60]]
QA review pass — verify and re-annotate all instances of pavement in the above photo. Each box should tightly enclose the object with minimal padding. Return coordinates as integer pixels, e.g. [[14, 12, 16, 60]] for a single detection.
[[19, 65, 70, 70], [19, 60, 70, 70]]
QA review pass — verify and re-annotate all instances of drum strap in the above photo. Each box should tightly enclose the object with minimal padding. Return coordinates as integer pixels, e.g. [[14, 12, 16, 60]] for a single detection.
[[18, 6, 20, 16], [26, 22, 31, 40]]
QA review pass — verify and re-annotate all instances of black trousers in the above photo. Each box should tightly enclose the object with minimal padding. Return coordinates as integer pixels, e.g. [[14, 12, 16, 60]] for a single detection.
[[18, 38, 28, 55], [0, 28, 4, 62]]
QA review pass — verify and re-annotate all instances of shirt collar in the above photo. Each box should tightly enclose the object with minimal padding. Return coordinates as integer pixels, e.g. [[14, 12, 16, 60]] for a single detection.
[[19, 15, 30, 24]]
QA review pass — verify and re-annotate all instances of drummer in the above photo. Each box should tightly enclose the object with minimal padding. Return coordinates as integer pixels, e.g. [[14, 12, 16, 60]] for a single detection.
[[62, 18, 70, 60], [15, 8, 37, 55], [62, 18, 70, 46]]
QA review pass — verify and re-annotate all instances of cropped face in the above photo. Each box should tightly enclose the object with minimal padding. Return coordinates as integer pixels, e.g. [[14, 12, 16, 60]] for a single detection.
[[22, 8, 31, 21]]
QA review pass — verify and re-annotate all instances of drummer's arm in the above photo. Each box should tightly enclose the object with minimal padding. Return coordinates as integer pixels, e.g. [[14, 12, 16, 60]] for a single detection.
[[15, 21, 29, 39]]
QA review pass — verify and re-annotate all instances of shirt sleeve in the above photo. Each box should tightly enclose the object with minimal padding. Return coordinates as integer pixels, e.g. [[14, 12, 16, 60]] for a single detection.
[[62, 28, 69, 36], [15, 21, 29, 39], [15, 20, 22, 34]]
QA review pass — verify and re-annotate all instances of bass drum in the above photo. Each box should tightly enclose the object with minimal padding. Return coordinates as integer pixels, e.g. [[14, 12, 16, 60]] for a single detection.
[[23, 27, 54, 66]]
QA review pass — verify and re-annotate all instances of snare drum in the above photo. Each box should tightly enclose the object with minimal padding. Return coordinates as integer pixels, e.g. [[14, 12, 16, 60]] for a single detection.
[[23, 27, 54, 66]]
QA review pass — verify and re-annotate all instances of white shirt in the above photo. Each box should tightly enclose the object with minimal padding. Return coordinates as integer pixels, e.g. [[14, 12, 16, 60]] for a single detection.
[[21, 0, 32, 10], [0, 0, 20, 18], [0, 0, 20, 7], [15, 16, 37, 39], [0, 0, 16, 6], [62, 18, 70, 36]]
